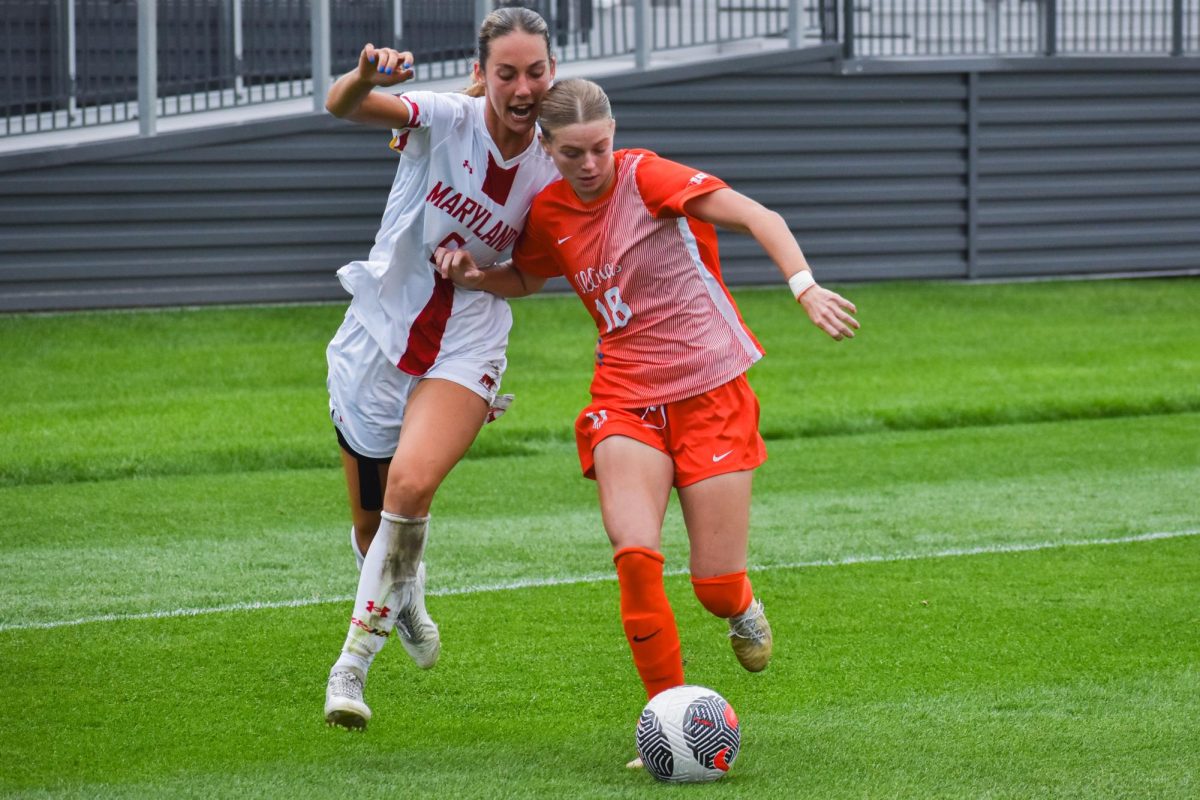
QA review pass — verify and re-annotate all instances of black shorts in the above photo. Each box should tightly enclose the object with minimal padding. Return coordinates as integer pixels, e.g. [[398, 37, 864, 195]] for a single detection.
[[336, 426, 392, 511]]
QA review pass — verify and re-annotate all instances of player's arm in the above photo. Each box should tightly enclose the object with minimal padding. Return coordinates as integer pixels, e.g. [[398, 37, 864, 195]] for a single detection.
[[325, 44, 416, 127], [684, 188, 860, 341], [433, 248, 548, 298]]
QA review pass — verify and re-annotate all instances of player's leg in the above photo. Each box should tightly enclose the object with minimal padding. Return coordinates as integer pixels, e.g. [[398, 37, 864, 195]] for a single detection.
[[591, 432, 685, 700], [376, 377, 490, 670], [324, 313, 416, 728], [325, 452, 404, 727], [326, 310, 396, 569], [678, 471, 772, 672], [326, 379, 484, 728], [383, 377, 488, 517], [671, 376, 773, 672], [337, 438, 390, 571], [677, 472, 772, 672]]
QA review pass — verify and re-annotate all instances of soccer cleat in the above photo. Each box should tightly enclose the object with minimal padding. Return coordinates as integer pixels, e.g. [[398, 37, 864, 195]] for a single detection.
[[324, 667, 371, 730], [626, 756, 644, 769], [728, 598, 773, 672], [395, 561, 440, 669]]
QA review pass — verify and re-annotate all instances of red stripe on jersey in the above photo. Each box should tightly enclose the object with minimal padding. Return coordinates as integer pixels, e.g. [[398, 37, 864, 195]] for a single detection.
[[405, 98, 421, 128], [397, 272, 455, 375], [389, 130, 410, 152], [481, 153, 518, 205]]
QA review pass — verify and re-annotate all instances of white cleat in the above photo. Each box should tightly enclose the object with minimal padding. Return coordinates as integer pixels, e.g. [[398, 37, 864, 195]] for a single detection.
[[324, 667, 371, 730], [626, 756, 644, 770], [396, 561, 440, 669], [728, 598, 773, 672]]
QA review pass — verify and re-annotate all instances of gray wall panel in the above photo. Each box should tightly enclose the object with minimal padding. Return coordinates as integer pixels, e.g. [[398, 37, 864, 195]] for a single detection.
[[605, 67, 969, 286], [1, 51, 1199, 311], [974, 68, 1200, 278]]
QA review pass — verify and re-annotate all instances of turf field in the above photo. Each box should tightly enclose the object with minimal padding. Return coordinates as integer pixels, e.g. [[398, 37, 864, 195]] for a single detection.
[[1, 278, 1197, 798]]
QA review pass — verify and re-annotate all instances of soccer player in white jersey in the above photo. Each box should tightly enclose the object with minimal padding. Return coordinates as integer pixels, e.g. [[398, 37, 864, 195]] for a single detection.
[[321, 8, 560, 731], [434, 78, 860, 766]]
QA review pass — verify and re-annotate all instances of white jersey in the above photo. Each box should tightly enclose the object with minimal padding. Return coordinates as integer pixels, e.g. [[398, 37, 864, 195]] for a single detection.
[[336, 91, 559, 375]]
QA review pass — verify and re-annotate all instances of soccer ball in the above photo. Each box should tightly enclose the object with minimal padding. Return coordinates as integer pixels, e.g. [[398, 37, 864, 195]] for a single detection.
[[634, 684, 740, 782]]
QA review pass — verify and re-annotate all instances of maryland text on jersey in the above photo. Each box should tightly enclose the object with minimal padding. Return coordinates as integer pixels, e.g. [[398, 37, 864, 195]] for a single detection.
[[425, 180, 520, 252]]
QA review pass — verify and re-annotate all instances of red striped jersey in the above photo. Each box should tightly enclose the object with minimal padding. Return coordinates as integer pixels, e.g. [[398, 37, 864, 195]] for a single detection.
[[336, 91, 559, 375], [513, 149, 764, 406]]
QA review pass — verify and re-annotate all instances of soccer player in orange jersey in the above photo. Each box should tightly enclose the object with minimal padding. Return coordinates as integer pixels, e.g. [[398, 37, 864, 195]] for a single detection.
[[434, 78, 859, 759]]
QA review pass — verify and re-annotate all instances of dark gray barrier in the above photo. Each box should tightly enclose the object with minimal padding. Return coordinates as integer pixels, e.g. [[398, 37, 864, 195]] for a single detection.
[[2, 45, 1198, 311]]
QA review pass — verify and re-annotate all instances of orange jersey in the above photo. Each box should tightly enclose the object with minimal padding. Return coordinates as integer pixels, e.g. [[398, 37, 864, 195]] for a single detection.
[[513, 149, 764, 406]]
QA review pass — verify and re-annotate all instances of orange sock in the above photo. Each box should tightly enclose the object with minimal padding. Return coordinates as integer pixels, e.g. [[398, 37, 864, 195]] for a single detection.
[[691, 570, 754, 619], [613, 547, 684, 699]]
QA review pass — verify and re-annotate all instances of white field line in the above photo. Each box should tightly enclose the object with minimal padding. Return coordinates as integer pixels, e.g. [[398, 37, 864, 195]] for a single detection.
[[2, 528, 1197, 634]]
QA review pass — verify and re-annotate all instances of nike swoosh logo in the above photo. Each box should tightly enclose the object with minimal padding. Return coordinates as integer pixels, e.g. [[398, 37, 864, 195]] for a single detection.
[[632, 629, 661, 643], [712, 450, 733, 462], [557, 235, 572, 245]]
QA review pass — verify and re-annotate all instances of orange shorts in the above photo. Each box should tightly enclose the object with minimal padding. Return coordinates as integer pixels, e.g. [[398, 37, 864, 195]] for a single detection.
[[573, 374, 768, 488]]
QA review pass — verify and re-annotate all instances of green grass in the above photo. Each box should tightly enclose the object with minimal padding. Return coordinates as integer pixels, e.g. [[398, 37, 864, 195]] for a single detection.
[[3, 279, 1198, 485], [1, 278, 1198, 798]]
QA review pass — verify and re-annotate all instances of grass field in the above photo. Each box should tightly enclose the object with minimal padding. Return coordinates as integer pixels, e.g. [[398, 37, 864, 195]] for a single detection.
[[1, 278, 1198, 798]]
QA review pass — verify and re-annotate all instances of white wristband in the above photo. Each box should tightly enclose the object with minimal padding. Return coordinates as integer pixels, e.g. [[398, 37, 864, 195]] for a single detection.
[[788, 270, 816, 300]]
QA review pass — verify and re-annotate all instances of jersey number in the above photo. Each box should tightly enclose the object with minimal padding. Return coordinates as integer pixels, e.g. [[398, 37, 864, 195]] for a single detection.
[[594, 287, 632, 333]]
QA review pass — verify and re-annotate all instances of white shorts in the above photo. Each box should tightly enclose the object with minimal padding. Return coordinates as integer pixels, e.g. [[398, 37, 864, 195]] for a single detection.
[[326, 310, 508, 459]]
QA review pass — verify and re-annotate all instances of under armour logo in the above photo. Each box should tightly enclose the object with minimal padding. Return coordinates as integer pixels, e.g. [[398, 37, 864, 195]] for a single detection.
[[462, 159, 474, 174], [365, 600, 391, 618]]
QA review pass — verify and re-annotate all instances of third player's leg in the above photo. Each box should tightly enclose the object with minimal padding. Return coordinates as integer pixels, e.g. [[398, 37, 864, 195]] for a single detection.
[[338, 447, 390, 555]]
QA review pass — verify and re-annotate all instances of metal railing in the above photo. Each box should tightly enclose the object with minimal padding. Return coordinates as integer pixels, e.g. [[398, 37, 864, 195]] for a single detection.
[[1, 0, 821, 138], [840, 0, 1200, 59], [3, 1, 1197, 139]]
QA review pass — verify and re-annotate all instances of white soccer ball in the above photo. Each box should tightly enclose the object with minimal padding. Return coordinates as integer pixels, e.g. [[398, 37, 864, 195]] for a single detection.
[[634, 684, 741, 782]]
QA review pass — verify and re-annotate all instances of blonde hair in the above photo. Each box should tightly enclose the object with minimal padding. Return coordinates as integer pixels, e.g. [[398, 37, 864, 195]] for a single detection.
[[537, 78, 612, 139], [463, 7, 553, 97]]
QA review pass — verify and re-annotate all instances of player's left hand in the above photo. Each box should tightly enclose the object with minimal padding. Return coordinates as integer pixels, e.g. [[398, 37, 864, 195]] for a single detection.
[[434, 246, 486, 289], [799, 286, 859, 340]]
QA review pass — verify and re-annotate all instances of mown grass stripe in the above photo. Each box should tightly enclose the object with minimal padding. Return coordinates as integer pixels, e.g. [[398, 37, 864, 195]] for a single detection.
[[4, 528, 1195, 634], [5, 402, 1199, 490]]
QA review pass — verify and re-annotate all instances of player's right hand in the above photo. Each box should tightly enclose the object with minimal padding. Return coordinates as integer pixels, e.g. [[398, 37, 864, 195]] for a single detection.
[[358, 44, 414, 87], [434, 247, 486, 289]]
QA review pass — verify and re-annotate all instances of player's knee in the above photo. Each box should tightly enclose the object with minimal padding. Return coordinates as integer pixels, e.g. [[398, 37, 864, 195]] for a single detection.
[[384, 468, 437, 516], [691, 571, 752, 619]]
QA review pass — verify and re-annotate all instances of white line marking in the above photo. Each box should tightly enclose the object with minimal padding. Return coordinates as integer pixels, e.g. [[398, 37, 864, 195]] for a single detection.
[[2, 529, 1196, 633]]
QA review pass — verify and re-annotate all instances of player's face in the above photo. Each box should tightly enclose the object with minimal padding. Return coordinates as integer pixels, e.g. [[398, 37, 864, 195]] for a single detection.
[[476, 31, 554, 140], [542, 119, 617, 202]]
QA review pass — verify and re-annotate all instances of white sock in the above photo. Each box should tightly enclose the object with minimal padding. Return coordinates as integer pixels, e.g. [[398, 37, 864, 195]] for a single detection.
[[336, 511, 429, 673], [350, 526, 366, 572]]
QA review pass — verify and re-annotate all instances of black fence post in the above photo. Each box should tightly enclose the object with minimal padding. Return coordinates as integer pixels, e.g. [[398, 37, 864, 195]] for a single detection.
[[1042, 0, 1058, 56], [1171, 0, 1183, 56], [842, 0, 855, 59]]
